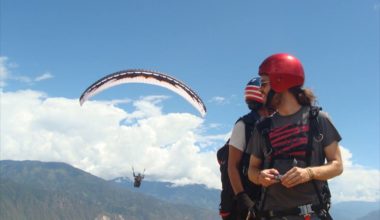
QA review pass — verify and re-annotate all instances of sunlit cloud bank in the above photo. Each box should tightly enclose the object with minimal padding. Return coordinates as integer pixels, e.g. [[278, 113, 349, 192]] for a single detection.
[[329, 147, 380, 202], [0, 90, 222, 189], [1, 90, 379, 202]]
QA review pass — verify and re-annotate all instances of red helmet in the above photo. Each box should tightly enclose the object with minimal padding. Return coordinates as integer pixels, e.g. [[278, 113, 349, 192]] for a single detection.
[[258, 53, 305, 93]]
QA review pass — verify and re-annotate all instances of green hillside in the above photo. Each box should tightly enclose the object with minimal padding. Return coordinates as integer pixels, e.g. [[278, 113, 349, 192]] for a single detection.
[[0, 160, 219, 220]]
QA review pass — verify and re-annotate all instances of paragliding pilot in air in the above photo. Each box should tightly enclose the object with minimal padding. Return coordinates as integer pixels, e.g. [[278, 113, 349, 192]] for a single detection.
[[132, 167, 145, 188]]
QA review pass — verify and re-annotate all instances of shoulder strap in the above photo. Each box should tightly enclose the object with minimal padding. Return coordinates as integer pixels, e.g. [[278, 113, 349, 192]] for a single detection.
[[255, 116, 274, 215], [306, 106, 332, 217], [256, 116, 274, 169], [235, 111, 261, 181], [306, 106, 322, 166], [239, 111, 260, 151]]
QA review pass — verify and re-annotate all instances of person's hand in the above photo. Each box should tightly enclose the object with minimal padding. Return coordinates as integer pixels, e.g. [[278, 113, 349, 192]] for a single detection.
[[258, 168, 280, 187], [281, 167, 311, 188], [235, 191, 255, 212]]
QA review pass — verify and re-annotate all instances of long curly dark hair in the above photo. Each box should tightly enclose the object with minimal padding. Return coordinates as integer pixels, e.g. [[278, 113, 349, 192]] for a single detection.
[[289, 86, 316, 106]]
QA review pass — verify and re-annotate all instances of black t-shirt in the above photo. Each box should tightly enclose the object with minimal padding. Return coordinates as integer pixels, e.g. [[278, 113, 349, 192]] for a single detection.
[[247, 106, 341, 211]]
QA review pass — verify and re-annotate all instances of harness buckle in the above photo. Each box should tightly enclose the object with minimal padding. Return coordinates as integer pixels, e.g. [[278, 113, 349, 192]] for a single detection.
[[299, 204, 314, 216], [314, 133, 324, 142], [268, 210, 275, 217], [264, 147, 273, 157]]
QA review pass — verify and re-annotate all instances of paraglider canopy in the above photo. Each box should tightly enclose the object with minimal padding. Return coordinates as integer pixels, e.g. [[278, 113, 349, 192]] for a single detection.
[[79, 69, 207, 117]]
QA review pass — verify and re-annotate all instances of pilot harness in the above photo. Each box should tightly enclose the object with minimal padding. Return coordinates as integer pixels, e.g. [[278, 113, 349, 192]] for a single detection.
[[253, 106, 333, 220]]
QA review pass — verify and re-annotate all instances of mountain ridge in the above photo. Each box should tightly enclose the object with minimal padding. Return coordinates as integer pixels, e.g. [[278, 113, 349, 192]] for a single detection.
[[0, 160, 219, 220], [1, 160, 379, 220]]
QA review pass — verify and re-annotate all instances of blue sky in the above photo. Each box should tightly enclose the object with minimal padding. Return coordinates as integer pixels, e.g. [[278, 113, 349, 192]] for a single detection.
[[1, 1, 379, 202]]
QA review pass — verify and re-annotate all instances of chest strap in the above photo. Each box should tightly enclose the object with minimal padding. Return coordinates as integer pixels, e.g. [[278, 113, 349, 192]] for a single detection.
[[262, 204, 322, 218]]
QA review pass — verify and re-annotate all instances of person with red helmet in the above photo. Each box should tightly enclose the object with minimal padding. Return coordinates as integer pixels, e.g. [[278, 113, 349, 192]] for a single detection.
[[247, 53, 343, 220], [219, 77, 270, 220]]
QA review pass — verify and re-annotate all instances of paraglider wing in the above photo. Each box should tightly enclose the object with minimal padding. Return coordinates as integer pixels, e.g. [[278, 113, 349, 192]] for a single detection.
[[79, 69, 206, 117]]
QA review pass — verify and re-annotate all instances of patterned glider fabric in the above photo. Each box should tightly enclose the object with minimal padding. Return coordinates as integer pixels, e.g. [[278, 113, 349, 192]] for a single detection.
[[79, 69, 207, 117]]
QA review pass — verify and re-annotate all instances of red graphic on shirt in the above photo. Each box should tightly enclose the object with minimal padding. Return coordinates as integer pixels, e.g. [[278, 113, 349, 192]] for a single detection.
[[269, 123, 310, 157]]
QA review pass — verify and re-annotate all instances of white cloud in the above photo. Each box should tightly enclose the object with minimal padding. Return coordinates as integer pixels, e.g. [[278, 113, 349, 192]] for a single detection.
[[1, 89, 379, 202], [11, 73, 54, 84], [35, 72, 53, 81], [209, 96, 235, 105], [209, 95, 240, 106], [329, 146, 380, 202], [0, 57, 10, 87], [209, 96, 228, 104], [196, 133, 230, 150], [0, 56, 53, 86], [100, 98, 132, 106], [0, 90, 221, 189]]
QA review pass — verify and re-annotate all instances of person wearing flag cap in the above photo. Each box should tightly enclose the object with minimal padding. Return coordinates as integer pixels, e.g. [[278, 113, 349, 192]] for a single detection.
[[223, 77, 270, 220]]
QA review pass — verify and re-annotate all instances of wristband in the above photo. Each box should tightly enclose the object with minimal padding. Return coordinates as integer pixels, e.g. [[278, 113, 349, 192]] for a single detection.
[[306, 167, 314, 180]]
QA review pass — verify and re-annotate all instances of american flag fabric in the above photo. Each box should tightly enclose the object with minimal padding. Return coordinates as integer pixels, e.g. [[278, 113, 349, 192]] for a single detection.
[[245, 77, 264, 103]]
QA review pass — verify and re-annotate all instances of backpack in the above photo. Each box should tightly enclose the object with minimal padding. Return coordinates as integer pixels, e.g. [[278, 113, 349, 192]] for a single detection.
[[217, 111, 261, 219], [255, 106, 332, 220]]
